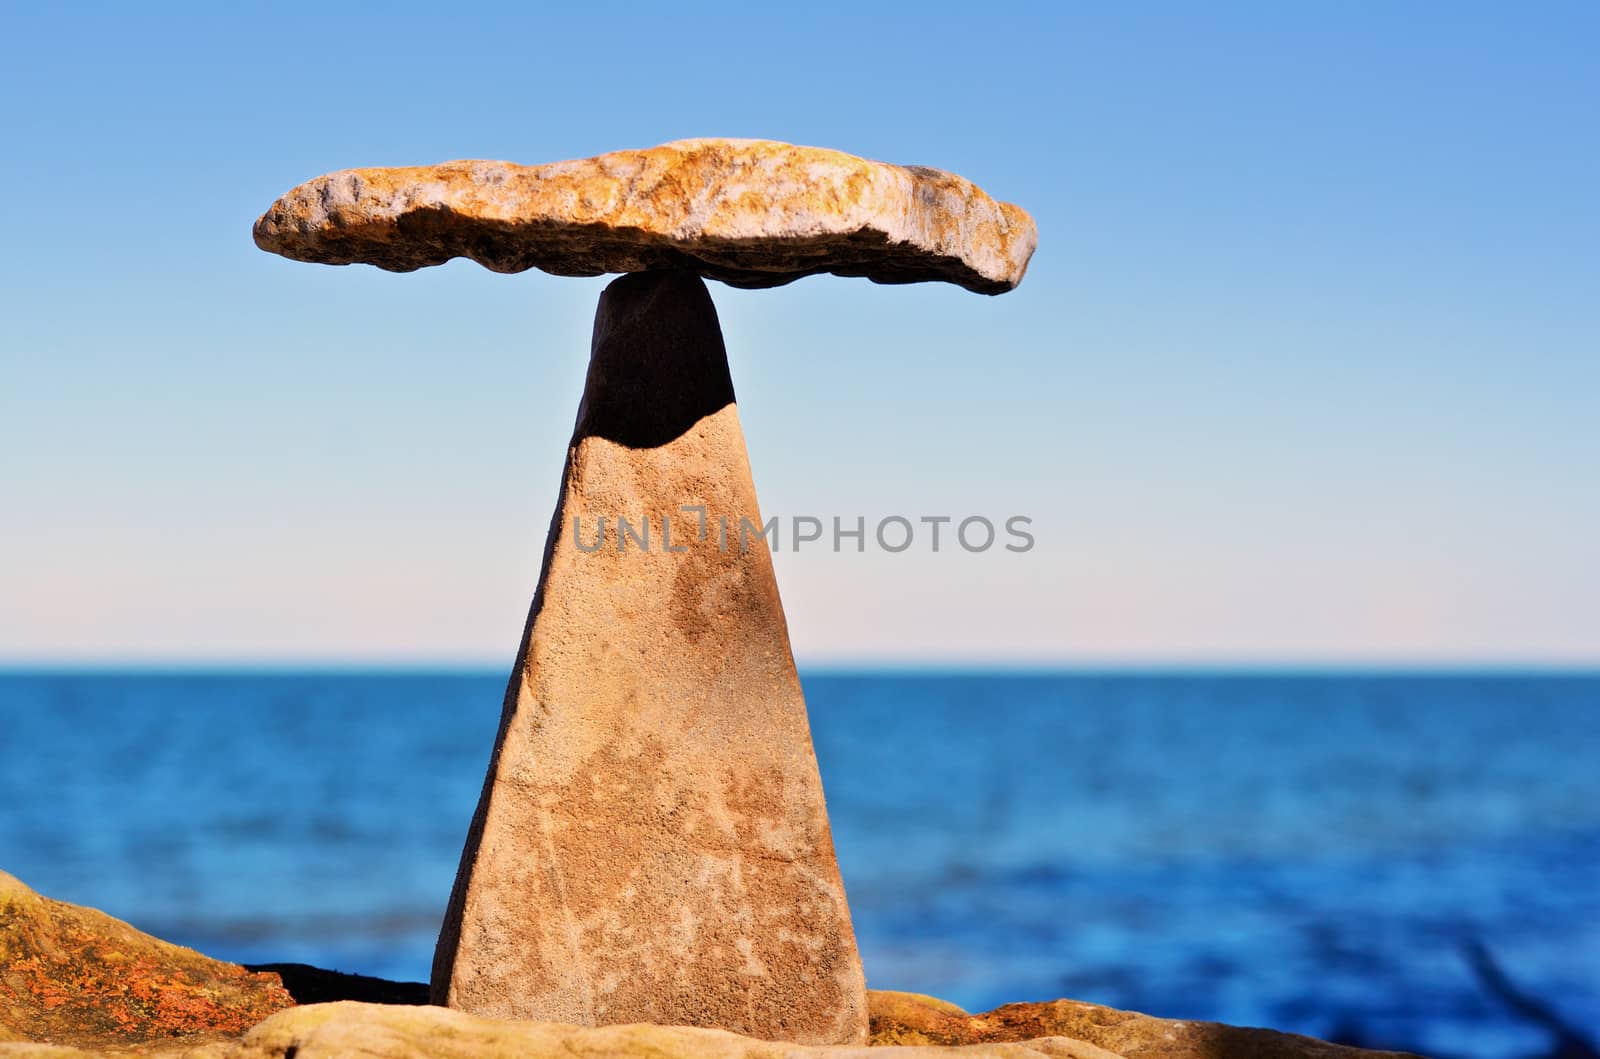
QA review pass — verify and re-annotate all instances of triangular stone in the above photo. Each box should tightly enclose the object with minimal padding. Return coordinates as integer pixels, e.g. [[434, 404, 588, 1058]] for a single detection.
[[431, 271, 867, 1045]]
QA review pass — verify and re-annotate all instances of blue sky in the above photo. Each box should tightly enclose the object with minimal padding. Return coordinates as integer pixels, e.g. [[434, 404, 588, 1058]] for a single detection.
[[2, 2, 1596, 665]]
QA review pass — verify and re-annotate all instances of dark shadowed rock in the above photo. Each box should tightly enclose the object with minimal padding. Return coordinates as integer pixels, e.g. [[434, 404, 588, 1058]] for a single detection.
[[243, 963, 428, 1006]]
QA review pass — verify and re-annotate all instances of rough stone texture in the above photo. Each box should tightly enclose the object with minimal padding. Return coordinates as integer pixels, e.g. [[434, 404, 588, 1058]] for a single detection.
[[231, 1002, 1119, 1059], [0, 879, 1425, 1059], [0, 996, 1431, 1059], [868, 991, 975, 1036], [430, 271, 867, 1044], [0, 871, 293, 1048], [867, 991, 1426, 1059], [253, 138, 1037, 294]]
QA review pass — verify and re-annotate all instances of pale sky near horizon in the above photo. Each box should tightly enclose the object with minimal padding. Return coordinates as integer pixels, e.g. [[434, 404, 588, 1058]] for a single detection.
[[2, 2, 1596, 666]]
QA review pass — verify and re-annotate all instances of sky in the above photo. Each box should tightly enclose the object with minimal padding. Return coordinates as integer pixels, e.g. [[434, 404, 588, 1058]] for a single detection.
[[1, 2, 1596, 666]]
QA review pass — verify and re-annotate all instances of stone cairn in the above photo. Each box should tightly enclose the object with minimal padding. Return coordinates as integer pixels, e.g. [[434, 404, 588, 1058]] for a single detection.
[[253, 139, 1037, 1046]]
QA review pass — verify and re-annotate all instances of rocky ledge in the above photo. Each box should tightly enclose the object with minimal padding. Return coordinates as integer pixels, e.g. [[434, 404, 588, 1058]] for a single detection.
[[0, 871, 1422, 1058]]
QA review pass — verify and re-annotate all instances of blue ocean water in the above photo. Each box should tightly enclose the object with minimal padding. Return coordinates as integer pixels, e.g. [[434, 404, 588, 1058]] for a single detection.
[[1, 671, 1596, 1057]]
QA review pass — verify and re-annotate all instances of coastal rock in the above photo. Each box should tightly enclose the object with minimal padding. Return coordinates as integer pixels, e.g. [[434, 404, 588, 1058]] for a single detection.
[[253, 138, 1037, 294], [0, 994, 1430, 1059], [231, 1001, 1120, 1059], [430, 271, 867, 1043], [866, 991, 1425, 1059], [0, 871, 293, 1048], [0, 877, 1426, 1059]]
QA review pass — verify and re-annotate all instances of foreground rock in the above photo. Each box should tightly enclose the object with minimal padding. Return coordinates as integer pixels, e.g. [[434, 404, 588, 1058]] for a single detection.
[[868, 991, 1424, 1059], [250, 1002, 1117, 1059], [0, 871, 293, 1048], [430, 271, 867, 1043], [253, 138, 1037, 293], [0, 994, 1430, 1059], [0, 873, 1425, 1058], [2, 1001, 1116, 1059]]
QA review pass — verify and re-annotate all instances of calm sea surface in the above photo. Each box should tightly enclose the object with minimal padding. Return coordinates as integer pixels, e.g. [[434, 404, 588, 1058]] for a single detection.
[[1, 671, 1596, 1057]]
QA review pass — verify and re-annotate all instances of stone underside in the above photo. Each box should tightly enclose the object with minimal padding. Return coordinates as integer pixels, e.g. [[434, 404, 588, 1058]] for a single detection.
[[252, 138, 1036, 294], [429, 272, 867, 1044]]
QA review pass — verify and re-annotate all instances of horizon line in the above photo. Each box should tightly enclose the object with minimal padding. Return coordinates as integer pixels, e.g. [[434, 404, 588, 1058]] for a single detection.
[[1, 657, 1597, 677]]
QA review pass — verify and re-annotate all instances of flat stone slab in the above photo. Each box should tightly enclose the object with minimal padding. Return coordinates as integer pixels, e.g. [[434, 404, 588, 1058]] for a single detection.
[[4, 1001, 1121, 1059], [0, 994, 1431, 1059], [252, 138, 1037, 294]]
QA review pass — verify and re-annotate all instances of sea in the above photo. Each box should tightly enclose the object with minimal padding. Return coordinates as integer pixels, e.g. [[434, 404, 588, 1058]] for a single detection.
[[1, 671, 1596, 1058]]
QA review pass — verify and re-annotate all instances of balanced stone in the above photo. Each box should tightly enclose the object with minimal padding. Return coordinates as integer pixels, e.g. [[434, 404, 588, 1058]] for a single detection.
[[252, 138, 1035, 1046], [252, 138, 1037, 294], [430, 271, 866, 1043]]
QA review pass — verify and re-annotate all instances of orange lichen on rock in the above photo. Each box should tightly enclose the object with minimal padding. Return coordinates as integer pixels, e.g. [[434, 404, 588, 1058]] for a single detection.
[[0, 870, 293, 1047]]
